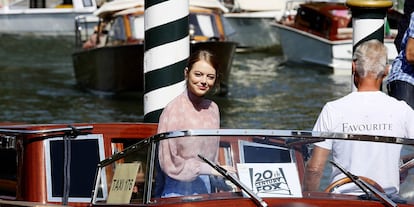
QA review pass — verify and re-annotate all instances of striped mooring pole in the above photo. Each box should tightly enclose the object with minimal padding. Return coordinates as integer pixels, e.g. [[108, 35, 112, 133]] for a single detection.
[[143, 0, 189, 123], [346, 0, 393, 90], [346, 0, 393, 50]]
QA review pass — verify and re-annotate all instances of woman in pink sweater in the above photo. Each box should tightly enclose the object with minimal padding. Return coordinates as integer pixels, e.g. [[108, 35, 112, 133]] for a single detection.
[[156, 50, 227, 197]]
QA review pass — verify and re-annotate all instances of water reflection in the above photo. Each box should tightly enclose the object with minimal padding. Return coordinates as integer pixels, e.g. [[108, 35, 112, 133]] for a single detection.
[[0, 35, 354, 130]]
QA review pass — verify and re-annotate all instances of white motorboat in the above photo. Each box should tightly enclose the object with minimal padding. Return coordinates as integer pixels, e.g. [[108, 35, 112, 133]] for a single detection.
[[222, 0, 302, 51], [0, 0, 97, 36], [271, 1, 400, 75]]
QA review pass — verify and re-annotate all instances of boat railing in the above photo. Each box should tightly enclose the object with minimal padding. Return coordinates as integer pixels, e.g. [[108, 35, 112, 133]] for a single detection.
[[0, 125, 93, 147]]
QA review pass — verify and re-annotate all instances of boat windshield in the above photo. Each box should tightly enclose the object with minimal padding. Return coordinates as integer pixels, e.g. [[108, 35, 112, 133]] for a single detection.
[[90, 129, 414, 206], [189, 12, 220, 39]]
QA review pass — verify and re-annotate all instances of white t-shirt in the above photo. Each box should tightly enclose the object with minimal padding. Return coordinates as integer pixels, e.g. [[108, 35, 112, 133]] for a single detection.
[[314, 91, 414, 195]]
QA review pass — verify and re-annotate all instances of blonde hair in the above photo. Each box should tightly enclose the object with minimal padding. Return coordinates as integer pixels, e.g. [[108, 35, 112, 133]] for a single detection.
[[352, 39, 388, 79]]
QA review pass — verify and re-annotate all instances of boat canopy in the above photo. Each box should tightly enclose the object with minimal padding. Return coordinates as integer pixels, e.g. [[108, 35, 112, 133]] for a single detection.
[[93, 0, 144, 18]]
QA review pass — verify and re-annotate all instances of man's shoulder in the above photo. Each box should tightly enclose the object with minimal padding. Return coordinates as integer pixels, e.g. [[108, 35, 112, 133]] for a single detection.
[[323, 92, 397, 108], [324, 93, 356, 105]]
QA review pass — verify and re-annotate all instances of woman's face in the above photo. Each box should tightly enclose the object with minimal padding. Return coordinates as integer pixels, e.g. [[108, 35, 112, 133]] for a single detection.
[[186, 60, 216, 97]]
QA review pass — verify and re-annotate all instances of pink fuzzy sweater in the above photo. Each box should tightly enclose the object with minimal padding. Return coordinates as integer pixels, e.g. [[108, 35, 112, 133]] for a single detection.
[[157, 90, 220, 181]]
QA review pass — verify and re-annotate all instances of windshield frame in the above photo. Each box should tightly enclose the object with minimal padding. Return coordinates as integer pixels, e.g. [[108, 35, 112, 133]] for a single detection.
[[90, 129, 414, 205]]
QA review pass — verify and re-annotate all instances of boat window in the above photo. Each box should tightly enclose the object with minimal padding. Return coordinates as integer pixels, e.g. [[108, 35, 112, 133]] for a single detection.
[[296, 7, 327, 34], [44, 134, 107, 202], [239, 140, 292, 163], [91, 132, 305, 204], [112, 16, 127, 42], [189, 13, 219, 38], [92, 139, 150, 204], [81, 0, 93, 7], [149, 134, 301, 202], [0, 145, 17, 197], [219, 141, 234, 166]]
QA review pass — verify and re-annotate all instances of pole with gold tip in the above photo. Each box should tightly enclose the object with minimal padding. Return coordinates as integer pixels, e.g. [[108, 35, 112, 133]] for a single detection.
[[346, 0, 393, 89], [346, 0, 393, 49]]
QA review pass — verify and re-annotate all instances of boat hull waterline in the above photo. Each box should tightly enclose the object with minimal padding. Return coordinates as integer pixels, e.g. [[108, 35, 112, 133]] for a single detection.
[[0, 10, 95, 36], [273, 22, 398, 75]]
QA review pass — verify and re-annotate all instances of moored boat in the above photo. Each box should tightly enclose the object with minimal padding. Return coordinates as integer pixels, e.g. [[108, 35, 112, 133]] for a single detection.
[[0, 0, 97, 36], [71, 0, 237, 96], [222, 0, 302, 52], [271, 1, 401, 75]]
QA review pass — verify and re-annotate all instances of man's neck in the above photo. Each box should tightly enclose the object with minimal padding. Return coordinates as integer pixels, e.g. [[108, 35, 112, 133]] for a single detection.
[[356, 78, 382, 92]]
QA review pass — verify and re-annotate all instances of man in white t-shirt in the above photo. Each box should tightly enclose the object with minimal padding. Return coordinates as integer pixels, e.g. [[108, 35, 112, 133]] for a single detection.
[[304, 39, 414, 196]]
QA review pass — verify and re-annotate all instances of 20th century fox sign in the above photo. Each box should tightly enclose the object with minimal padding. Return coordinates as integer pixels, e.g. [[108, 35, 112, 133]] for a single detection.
[[237, 163, 302, 197]]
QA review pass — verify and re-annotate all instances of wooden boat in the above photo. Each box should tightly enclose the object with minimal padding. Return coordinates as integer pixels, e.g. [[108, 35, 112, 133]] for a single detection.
[[222, 0, 302, 51], [1, 123, 414, 207], [271, 1, 401, 75], [71, 0, 237, 96], [0, 0, 97, 36], [0, 123, 156, 206]]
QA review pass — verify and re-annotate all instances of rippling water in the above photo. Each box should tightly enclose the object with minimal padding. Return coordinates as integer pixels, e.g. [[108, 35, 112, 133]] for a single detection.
[[0, 35, 354, 130], [3, 33, 414, 201]]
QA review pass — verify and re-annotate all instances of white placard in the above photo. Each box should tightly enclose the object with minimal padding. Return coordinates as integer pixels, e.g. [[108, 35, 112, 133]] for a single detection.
[[107, 162, 141, 204], [237, 163, 302, 198]]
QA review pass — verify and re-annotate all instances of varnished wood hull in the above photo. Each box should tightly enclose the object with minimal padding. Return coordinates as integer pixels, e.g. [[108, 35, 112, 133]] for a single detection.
[[0, 123, 157, 207], [91, 192, 414, 207], [1, 124, 413, 207]]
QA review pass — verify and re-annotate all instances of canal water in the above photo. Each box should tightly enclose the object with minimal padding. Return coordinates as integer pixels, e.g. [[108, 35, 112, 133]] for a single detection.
[[4, 33, 414, 199], [0, 34, 355, 130]]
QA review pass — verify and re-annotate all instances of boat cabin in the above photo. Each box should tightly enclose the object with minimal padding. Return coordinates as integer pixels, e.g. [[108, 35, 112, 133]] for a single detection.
[[292, 2, 352, 41], [288, 1, 401, 41]]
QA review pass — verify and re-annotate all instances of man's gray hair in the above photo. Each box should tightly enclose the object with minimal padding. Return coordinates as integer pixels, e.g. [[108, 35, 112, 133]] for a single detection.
[[352, 39, 388, 78]]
